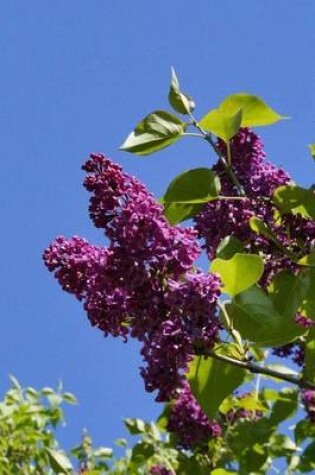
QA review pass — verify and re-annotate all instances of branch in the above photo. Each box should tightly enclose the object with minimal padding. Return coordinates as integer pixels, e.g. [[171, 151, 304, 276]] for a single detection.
[[205, 349, 315, 391], [188, 114, 245, 197]]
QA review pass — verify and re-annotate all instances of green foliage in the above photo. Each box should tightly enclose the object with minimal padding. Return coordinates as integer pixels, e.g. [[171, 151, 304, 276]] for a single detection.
[[188, 345, 247, 419], [228, 285, 305, 346], [309, 144, 315, 160], [218, 93, 287, 127], [211, 253, 264, 297], [199, 108, 243, 143], [273, 184, 315, 220], [163, 201, 203, 225], [120, 110, 186, 156], [168, 67, 195, 115], [163, 168, 221, 204], [0, 377, 74, 474]]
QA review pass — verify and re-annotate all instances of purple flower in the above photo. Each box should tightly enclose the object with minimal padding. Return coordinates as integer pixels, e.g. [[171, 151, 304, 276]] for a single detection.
[[302, 390, 315, 422], [194, 128, 315, 285], [150, 465, 174, 475], [44, 154, 221, 401], [167, 381, 222, 448]]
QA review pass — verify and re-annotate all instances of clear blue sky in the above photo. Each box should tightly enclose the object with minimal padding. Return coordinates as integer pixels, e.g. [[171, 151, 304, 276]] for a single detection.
[[1, 0, 315, 452]]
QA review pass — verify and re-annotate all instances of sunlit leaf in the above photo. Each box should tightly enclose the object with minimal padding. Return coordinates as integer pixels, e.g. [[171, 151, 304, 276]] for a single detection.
[[211, 253, 264, 297], [199, 107, 242, 142], [168, 67, 195, 115], [228, 286, 305, 347], [188, 344, 246, 419], [164, 168, 220, 204], [273, 185, 315, 220], [219, 93, 288, 127], [163, 202, 203, 225], [120, 110, 187, 156]]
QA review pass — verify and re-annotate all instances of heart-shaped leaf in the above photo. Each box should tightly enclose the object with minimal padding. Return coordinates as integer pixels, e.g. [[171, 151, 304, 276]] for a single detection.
[[199, 108, 242, 143], [211, 253, 264, 297]]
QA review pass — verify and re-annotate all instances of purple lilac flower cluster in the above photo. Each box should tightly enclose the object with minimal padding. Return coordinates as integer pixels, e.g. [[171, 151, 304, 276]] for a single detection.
[[44, 154, 221, 401], [167, 381, 221, 448], [194, 128, 315, 286], [225, 393, 263, 425], [150, 465, 174, 475], [302, 390, 315, 422]]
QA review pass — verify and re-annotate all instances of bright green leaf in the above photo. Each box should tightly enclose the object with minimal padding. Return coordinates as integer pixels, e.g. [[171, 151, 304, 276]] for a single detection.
[[219, 93, 287, 127], [164, 168, 221, 204], [188, 344, 246, 419], [268, 270, 311, 318], [298, 247, 315, 267], [216, 236, 244, 260], [273, 185, 315, 220], [199, 107, 242, 143], [163, 202, 202, 225], [304, 327, 315, 383], [228, 286, 305, 347], [124, 418, 147, 435], [46, 448, 73, 474], [309, 144, 315, 160], [211, 253, 264, 297], [168, 67, 195, 115], [120, 110, 187, 156]]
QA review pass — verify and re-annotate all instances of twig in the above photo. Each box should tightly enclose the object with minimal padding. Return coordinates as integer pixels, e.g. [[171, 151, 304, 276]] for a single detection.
[[204, 349, 315, 390]]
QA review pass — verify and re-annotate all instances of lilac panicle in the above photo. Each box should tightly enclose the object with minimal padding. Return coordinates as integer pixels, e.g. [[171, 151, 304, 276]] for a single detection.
[[44, 154, 221, 401], [194, 128, 315, 285]]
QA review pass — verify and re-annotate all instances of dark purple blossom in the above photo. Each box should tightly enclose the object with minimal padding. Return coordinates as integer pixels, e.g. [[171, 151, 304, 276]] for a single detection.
[[150, 465, 174, 475], [302, 389, 315, 422], [167, 381, 222, 448], [194, 128, 315, 285], [295, 313, 314, 329], [272, 342, 305, 367], [44, 154, 221, 401]]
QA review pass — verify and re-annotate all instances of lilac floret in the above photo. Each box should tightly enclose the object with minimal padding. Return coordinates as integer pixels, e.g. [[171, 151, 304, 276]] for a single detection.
[[167, 381, 222, 448]]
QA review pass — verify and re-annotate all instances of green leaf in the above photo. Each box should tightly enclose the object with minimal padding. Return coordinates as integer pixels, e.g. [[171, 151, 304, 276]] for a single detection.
[[168, 67, 195, 115], [304, 327, 315, 383], [268, 270, 311, 318], [124, 418, 147, 435], [199, 107, 242, 143], [298, 247, 315, 267], [249, 216, 283, 247], [120, 110, 187, 156], [309, 144, 315, 160], [164, 168, 221, 204], [269, 388, 298, 426], [295, 419, 315, 444], [46, 448, 73, 474], [273, 185, 315, 220], [211, 253, 264, 297], [228, 286, 305, 347], [62, 392, 77, 405], [216, 236, 244, 260], [130, 441, 154, 463], [188, 344, 246, 419], [219, 93, 287, 127], [163, 202, 202, 225], [93, 447, 113, 458]]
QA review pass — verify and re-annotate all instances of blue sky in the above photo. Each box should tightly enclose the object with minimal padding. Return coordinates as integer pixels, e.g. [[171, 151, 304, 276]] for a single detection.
[[1, 0, 315, 453]]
